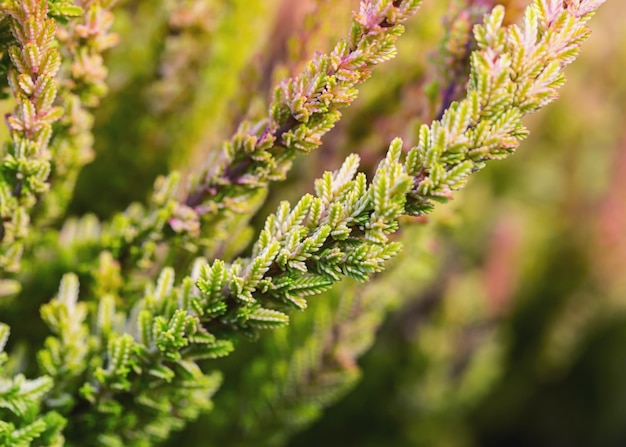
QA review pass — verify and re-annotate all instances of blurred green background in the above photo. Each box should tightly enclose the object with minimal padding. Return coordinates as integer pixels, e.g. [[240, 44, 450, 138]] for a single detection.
[[59, 0, 626, 445]]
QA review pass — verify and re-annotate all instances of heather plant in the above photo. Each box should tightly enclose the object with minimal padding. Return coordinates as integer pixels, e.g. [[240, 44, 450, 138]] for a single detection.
[[0, 0, 612, 446], [296, 3, 626, 445]]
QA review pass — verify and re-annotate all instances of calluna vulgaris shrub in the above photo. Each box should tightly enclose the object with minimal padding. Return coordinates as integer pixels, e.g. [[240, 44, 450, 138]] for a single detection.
[[0, 0, 610, 445]]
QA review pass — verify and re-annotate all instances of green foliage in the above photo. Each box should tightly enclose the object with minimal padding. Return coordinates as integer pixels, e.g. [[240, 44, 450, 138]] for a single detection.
[[0, 0, 612, 446], [0, 324, 65, 447], [0, 0, 63, 272], [196, 225, 439, 447]]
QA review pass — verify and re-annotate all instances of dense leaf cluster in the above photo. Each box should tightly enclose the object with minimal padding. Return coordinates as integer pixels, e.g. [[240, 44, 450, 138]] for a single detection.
[[0, 0, 606, 445]]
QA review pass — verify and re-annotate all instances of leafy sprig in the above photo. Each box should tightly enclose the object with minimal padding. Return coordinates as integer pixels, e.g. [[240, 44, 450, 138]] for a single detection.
[[182, 0, 425, 247], [0, 324, 65, 447], [0, 0, 63, 272]]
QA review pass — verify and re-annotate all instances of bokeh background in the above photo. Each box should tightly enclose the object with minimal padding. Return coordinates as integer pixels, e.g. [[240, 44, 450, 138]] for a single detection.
[[22, 0, 626, 445]]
